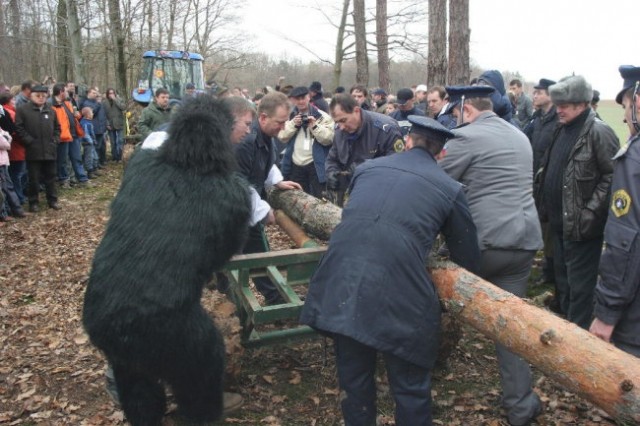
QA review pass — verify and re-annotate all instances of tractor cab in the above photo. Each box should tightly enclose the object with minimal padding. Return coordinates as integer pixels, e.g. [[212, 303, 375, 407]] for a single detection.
[[132, 50, 205, 105]]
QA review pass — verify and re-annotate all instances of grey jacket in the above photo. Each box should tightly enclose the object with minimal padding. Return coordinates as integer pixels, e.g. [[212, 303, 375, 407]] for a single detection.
[[104, 97, 126, 130], [440, 110, 543, 251], [537, 110, 619, 241]]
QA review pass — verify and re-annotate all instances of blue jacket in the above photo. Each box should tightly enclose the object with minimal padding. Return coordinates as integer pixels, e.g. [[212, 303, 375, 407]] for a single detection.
[[80, 98, 108, 134], [478, 70, 516, 124], [300, 147, 480, 368]]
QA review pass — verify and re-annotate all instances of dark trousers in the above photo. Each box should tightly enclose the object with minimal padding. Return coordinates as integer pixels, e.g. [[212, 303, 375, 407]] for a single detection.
[[552, 232, 603, 329], [0, 165, 23, 215], [290, 162, 324, 198], [480, 249, 541, 426], [26, 160, 57, 206], [242, 224, 283, 305], [8, 160, 27, 204], [334, 334, 433, 426]]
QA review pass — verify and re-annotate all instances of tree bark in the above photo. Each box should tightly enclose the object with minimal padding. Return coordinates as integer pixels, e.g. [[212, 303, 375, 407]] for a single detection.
[[333, 0, 350, 89], [65, 0, 86, 85], [352, 0, 368, 86], [267, 188, 640, 423], [427, 0, 447, 86], [447, 0, 470, 85], [375, 0, 390, 93], [107, 0, 127, 99]]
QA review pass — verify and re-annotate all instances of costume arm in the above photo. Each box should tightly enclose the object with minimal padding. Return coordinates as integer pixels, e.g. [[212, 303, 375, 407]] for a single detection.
[[265, 164, 284, 187]]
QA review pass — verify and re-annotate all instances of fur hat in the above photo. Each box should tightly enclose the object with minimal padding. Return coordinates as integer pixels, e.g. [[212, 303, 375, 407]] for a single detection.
[[549, 75, 593, 104]]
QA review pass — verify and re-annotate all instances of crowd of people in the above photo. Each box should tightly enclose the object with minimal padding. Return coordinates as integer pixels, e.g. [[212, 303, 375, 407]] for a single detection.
[[0, 80, 127, 220], [4, 66, 639, 425]]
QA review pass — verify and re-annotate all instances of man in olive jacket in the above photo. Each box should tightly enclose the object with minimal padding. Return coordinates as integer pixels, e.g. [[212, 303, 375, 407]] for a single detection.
[[137, 88, 171, 142], [15, 85, 61, 212], [538, 75, 619, 330]]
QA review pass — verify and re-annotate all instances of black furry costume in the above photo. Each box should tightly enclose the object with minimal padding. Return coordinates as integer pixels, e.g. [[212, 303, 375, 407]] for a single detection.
[[82, 97, 251, 425]]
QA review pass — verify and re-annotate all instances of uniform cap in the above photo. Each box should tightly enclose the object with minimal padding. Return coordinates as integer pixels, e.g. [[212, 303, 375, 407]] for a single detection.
[[533, 78, 556, 90], [445, 85, 495, 105], [407, 115, 455, 144], [396, 88, 415, 106], [616, 65, 640, 104], [288, 86, 309, 98], [309, 81, 322, 92]]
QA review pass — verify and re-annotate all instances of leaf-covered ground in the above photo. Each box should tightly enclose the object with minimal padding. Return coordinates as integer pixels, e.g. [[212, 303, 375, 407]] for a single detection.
[[0, 160, 616, 425]]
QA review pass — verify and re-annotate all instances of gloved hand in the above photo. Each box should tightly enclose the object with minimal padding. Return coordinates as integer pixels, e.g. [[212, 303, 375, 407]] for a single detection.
[[326, 171, 340, 191]]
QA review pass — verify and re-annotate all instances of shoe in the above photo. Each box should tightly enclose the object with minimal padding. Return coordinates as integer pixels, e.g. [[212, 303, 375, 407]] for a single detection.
[[508, 403, 543, 426], [92, 169, 103, 176], [48, 202, 61, 210], [222, 392, 243, 415], [77, 180, 95, 188], [59, 181, 71, 189], [29, 204, 40, 213], [13, 209, 26, 218]]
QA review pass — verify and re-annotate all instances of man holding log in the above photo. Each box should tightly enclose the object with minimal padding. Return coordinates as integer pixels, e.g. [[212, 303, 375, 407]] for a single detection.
[[301, 116, 480, 426], [590, 65, 640, 357], [439, 85, 544, 426]]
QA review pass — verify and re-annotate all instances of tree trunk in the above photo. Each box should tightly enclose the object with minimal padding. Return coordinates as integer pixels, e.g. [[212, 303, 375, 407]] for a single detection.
[[447, 0, 470, 85], [8, 0, 23, 81], [56, 0, 69, 83], [107, 0, 127, 99], [427, 0, 447, 86], [333, 0, 350, 89], [65, 0, 86, 85], [375, 0, 390, 93], [267, 188, 640, 423], [352, 0, 368, 86]]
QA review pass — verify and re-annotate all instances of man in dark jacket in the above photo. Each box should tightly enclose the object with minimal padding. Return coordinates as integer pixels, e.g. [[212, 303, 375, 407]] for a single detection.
[[538, 75, 619, 329], [326, 93, 403, 206], [590, 65, 640, 357], [301, 116, 480, 426], [528, 78, 558, 289], [80, 87, 108, 167], [104, 88, 126, 162], [235, 92, 302, 305], [389, 88, 426, 127], [477, 70, 517, 125], [308, 81, 329, 113], [15, 85, 61, 212]]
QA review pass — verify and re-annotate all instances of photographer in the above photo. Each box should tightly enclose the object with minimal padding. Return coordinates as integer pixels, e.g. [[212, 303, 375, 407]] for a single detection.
[[278, 86, 334, 198]]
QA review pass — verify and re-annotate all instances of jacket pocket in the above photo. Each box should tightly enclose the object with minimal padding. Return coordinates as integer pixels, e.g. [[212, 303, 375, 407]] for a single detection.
[[578, 207, 603, 240], [600, 220, 638, 287]]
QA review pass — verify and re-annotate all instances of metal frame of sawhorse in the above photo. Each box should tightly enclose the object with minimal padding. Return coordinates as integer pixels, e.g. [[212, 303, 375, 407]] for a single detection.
[[223, 246, 327, 347]]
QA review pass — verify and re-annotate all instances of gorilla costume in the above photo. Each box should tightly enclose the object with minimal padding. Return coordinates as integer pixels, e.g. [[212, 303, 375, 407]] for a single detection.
[[82, 96, 251, 425]]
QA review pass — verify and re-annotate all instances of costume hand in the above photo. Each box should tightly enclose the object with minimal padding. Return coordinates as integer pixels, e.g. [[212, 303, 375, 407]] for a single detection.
[[275, 180, 302, 190], [589, 318, 614, 342]]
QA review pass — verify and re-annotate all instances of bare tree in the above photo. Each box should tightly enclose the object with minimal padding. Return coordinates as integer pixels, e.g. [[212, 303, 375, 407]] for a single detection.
[[448, 0, 470, 85], [108, 0, 127, 98], [352, 0, 368, 86], [427, 0, 447, 86], [333, 0, 351, 88], [375, 0, 390, 92], [56, 0, 70, 82], [65, 0, 87, 84]]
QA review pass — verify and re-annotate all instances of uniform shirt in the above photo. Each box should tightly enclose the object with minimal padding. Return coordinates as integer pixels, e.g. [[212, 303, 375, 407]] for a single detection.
[[301, 147, 480, 368], [326, 109, 403, 174], [594, 133, 640, 348]]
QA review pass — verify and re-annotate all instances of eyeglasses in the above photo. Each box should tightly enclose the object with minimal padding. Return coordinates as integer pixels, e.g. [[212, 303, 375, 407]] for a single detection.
[[33, 93, 48, 97]]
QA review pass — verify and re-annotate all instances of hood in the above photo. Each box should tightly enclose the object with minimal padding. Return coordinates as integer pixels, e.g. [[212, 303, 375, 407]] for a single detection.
[[478, 70, 506, 95], [478, 70, 513, 121]]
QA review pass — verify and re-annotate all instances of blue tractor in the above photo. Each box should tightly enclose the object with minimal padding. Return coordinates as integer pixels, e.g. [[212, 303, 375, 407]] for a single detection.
[[132, 50, 205, 104]]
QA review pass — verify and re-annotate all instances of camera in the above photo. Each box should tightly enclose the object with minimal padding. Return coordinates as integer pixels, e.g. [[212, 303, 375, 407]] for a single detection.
[[300, 113, 309, 127]]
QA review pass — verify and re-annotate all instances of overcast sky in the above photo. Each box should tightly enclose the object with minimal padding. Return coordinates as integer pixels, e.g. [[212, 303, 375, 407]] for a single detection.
[[240, 0, 638, 99]]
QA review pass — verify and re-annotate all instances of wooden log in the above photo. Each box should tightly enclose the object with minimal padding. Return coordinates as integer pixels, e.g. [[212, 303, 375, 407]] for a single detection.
[[274, 210, 318, 248], [268, 188, 640, 423]]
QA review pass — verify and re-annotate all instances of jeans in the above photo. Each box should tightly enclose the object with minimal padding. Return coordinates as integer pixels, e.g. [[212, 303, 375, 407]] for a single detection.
[[82, 142, 97, 173], [8, 160, 27, 204], [57, 139, 88, 183], [334, 334, 433, 426], [553, 232, 603, 329], [109, 129, 124, 161], [0, 165, 23, 215]]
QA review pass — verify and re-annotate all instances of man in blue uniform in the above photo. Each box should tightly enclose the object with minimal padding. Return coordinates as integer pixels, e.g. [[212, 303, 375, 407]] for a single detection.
[[590, 65, 640, 357], [325, 93, 403, 206], [301, 116, 480, 426]]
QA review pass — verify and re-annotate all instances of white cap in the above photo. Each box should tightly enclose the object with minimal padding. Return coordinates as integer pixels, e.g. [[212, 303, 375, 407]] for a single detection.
[[416, 84, 428, 92]]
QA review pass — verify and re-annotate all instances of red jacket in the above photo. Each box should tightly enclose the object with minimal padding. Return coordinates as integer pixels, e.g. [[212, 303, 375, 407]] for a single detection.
[[3, 104, 25, 162]]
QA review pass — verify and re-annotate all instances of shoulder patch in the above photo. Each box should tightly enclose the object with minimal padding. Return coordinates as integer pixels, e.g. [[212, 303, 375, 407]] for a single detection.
[[394, 139, 405, 153], [611, 189, 632, 217]]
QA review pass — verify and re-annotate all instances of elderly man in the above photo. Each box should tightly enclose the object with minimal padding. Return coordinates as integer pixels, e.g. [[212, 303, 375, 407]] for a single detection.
[[301, 116, 479, 426], [440, 85, 543, 426], [537, 75, 619, 330], [589, 66, 640, 357], [278, 86, 334, 198], [325, 93, 403, 206]]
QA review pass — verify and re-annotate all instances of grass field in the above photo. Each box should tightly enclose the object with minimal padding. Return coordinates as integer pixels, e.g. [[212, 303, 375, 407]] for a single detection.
[[597, 99, 628, 144]]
